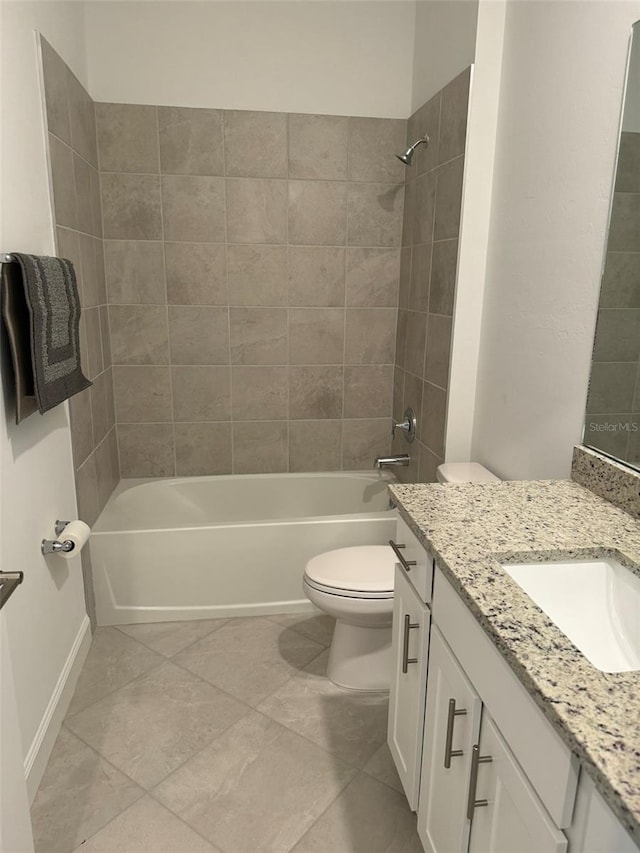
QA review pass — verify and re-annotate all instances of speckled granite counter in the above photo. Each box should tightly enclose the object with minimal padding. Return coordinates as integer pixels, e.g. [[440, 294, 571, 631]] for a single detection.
[[389, 478, 640, 845]]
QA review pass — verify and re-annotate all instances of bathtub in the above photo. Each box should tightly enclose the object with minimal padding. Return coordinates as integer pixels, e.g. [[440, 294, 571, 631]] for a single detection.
[[90, 471, 397, 625]]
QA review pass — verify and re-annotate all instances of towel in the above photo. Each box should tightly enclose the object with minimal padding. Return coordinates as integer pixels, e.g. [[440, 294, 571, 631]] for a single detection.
[[1, 253, 91, 423]]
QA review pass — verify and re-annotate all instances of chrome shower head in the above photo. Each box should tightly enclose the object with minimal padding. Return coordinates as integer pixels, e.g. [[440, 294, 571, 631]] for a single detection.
[[396, 135, 429, 166]]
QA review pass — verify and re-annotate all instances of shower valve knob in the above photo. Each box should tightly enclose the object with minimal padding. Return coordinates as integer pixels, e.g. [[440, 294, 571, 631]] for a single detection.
[[392, 408, 417, 443]]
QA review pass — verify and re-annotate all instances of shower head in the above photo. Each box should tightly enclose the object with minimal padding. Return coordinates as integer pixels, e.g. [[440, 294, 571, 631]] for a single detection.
[[396, 135, 429, 166]]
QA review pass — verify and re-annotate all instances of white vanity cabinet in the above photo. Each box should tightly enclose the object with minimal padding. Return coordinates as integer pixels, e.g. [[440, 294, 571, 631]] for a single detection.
[[418, 626, 566, 853], [418, 626, 482, 853], [387, 517, 434, 810]]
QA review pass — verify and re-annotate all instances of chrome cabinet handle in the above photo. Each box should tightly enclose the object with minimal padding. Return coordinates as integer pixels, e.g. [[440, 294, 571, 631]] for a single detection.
[[466, 744, 493, 821], [402, 613, 420, 673], [444, 698, 467, 768], [389, 539, 417, 572]]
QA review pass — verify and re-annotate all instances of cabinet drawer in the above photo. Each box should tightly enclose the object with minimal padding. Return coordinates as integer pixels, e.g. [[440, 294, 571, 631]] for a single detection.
[[391, 516, 434, 603], [433, 566, 579, 829]]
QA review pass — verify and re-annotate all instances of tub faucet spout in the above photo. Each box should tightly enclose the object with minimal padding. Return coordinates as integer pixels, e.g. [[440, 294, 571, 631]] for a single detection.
[[375, 454, 410, 469]]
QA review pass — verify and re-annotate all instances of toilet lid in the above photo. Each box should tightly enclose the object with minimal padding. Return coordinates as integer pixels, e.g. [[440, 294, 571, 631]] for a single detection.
[[304, 545, 395, 594]]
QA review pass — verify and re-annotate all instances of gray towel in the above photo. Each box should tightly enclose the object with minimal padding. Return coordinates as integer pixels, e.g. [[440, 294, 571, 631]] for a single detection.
[[1, 253, 91, 422]]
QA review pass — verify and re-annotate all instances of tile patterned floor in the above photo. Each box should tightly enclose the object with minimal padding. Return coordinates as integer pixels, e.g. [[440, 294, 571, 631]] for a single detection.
[[31, 613, 423, 853]]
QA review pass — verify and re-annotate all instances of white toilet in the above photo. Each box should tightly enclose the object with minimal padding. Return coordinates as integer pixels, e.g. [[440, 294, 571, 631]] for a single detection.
[[303, 545, 396, 692], [303, 462, 499, 692]]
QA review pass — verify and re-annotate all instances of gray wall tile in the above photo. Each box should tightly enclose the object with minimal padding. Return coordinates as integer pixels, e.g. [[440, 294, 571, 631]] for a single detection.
[[289, 308, 345, 364], [347, 118, 407, 183], [344, 365, 393, 418], [429, 240, 458, 316], [438, 68, 470, 165], [227, 178, 288, 244], [101, 174, 162, 240], [168, 306, 229, 364], [165, 243, 227, 305], [289, 366, 343, 419], [175, 423, 232, 475], [224, 111, 288, 179], [96, 103, 159, 173], [424, 314, 452, 388], [341, 419, 390, 469], [68, 73, 97, 166], [434, 156, 464, 241], [49, 135, 77, 229], [159, 107, 224, 176], [289, 420, 342, 471], [113, 366, 172, 423], [345, 308, 396, 364], [171, 366, 231, 421], [346, 248, 400, 308], [110, 305, 170, 365], [289, 181, 347, 245], [347, 183, 404, 247], [289, 114, 348, 181], [105, 241, 166, 305], [118, 424, 175, 477], [41, 37, 71, 144], [289, 247, 345, 306], [229, 307, 288, 364], [232, 421, 288, 473], [231, 366, 288, 420], [162, 175, 226, 242], [227, 245, 288, 305]]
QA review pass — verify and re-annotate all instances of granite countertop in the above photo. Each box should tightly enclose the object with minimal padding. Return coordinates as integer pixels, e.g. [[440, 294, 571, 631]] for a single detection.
[[389, 478, 640, 844]]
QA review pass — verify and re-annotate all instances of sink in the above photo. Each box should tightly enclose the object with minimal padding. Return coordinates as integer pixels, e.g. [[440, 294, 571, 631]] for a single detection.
[[501, 557, 640, 673]]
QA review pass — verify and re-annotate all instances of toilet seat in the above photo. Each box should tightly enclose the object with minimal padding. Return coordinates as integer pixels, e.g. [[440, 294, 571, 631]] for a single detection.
[[303, 576, 394, 600], [304, 545, 395, 599]]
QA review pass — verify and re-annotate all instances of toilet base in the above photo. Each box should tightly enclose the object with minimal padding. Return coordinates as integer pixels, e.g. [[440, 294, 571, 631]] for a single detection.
[[326, 620, 391, 691]]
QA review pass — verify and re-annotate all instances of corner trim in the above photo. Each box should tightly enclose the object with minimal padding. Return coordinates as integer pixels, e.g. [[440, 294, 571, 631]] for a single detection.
[[24, 615, 92, 803]]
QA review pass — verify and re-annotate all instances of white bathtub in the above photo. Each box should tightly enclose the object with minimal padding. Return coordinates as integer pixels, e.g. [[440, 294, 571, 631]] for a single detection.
[[90, 471, 397, 625]]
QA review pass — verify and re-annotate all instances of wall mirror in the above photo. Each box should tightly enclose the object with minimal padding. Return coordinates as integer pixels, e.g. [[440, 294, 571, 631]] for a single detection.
[[583, 19, 640, 468]]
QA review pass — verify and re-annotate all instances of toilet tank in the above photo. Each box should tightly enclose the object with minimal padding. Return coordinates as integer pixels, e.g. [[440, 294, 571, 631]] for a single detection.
[[436, 462, 500, 484]]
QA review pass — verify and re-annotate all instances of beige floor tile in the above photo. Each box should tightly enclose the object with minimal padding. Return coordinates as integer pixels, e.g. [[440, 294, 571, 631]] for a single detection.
[[291, 772, 423, 852], [71, 796, 220, 853], [31, 727, 144, 853], [153, 711, 356, 853], [267, 612, 336, 647], [67, 627, 164, 716], [173, 617, 324, 706], [116, 618, 228, 657], [362, 742, 405, 794], [66, 661, 250, 789], [257, 651, 389, 768]]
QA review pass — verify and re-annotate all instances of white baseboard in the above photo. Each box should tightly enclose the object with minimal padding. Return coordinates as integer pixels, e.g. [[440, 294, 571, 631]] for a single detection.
[[24, 615, 92, 803]]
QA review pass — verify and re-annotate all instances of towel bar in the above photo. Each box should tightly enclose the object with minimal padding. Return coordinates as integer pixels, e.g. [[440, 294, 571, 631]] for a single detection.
[[2, 254, 15, 263]]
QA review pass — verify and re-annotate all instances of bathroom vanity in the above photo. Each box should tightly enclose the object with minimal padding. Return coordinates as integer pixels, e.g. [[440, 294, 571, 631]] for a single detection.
[[387, 473, 640, 852]]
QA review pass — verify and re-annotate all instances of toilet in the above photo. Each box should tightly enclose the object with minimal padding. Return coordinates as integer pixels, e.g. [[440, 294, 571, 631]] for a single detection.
[[303, 545, 396, 691], [303, 462, 499, 692]]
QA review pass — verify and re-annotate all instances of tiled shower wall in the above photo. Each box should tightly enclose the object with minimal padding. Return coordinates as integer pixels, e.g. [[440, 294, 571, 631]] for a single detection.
[[585, 130, 640, 465], [392, 68, 470, 483], [43, 36, 468, 486], [41, 38, 118, 626], [96, 104, 406, 476]]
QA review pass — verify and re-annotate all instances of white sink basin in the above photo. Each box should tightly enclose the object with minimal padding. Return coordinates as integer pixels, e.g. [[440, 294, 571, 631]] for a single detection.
[[502, 557, 640, 673]]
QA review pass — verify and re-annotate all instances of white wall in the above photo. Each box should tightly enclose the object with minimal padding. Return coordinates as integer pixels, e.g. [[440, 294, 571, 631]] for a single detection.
[[623, 21, 640, 132], [471, 0, 640, 481], [411, 0, 478, 111], [1, 0, 91, 800], [445, 0, 505, 464], [84, 0, 416, 118]]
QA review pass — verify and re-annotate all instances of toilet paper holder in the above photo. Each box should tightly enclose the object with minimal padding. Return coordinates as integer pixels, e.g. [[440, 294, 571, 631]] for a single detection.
[[41, 520, 75, 555]]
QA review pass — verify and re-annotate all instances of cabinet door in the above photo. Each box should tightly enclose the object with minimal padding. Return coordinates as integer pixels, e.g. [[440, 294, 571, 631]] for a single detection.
[[417, 626, 482, 853], [467, 713, 567, 853], [388, 565, 431, 810]]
